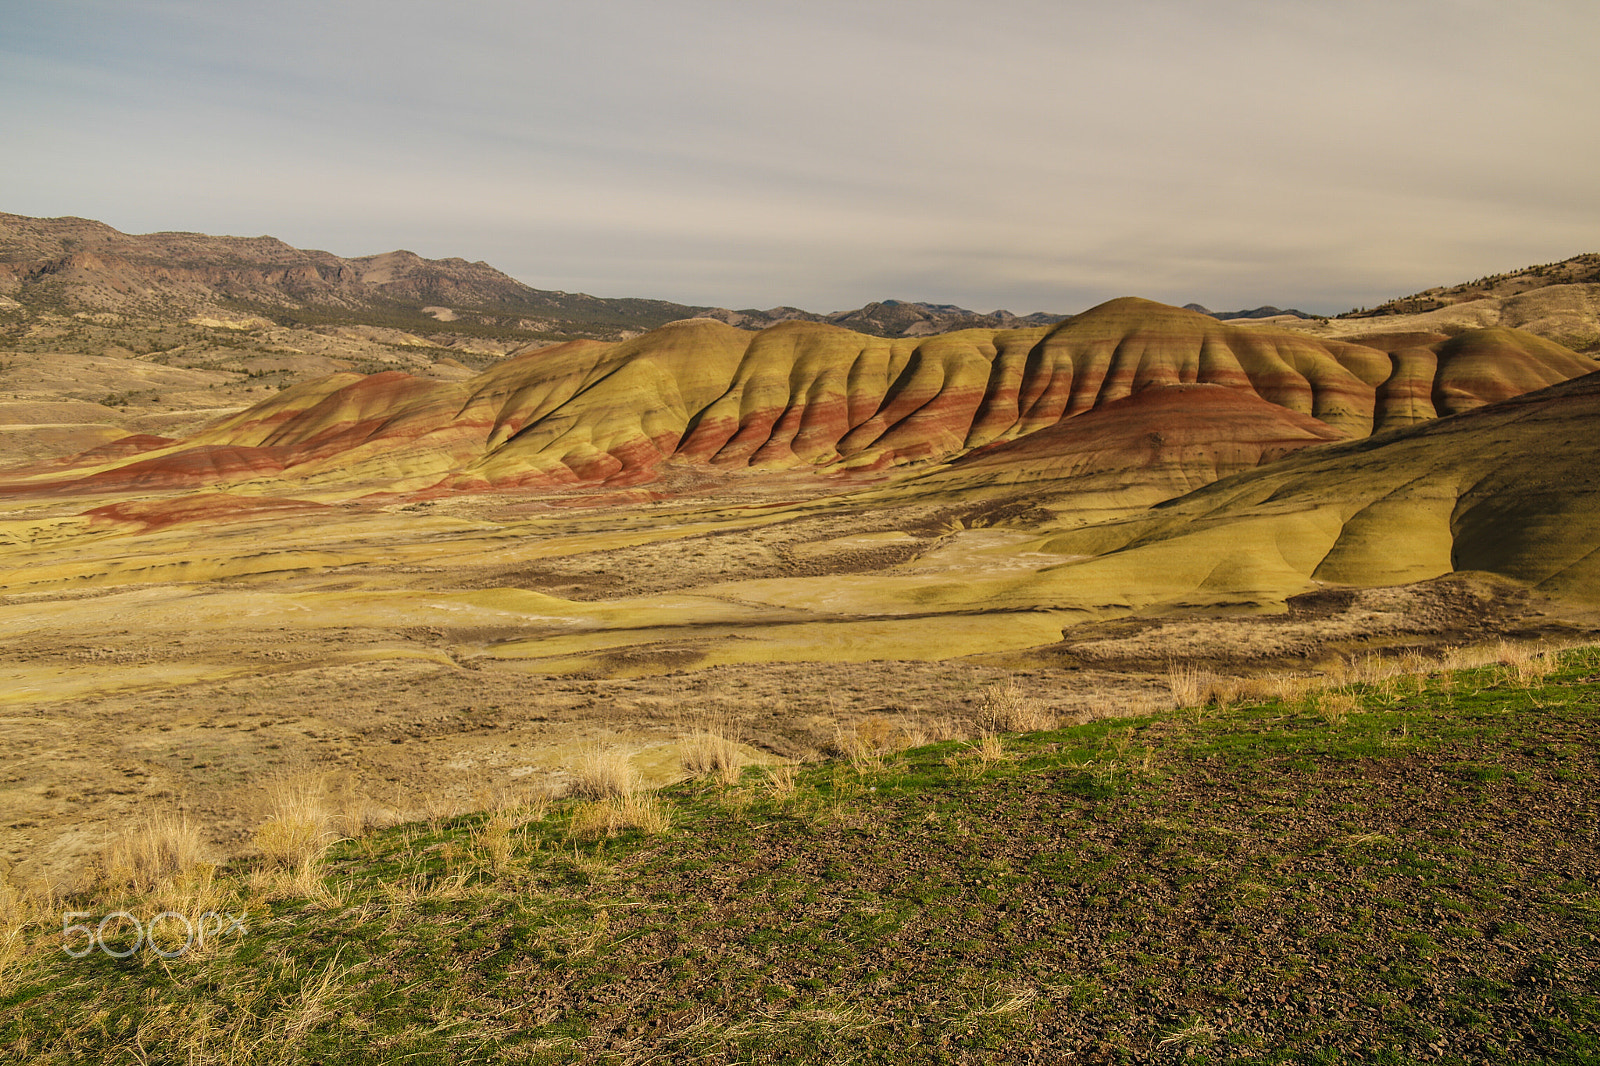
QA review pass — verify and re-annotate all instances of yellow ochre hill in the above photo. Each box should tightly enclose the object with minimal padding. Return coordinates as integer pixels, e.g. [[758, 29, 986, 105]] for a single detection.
[[1025, 370, 1600, 608]]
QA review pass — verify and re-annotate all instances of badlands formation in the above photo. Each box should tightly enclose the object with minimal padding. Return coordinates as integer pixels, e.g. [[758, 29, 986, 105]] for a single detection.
[[4, 233, 1600, 882]]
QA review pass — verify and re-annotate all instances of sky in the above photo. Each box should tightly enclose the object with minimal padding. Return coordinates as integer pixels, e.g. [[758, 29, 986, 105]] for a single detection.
[[3, 0, 1598, 316]]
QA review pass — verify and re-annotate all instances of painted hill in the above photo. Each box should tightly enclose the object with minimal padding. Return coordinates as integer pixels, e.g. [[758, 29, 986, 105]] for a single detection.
[[1028, 370, 1600, 608], [898, 383, 1347, 512], [7, 299, 1593, 508]]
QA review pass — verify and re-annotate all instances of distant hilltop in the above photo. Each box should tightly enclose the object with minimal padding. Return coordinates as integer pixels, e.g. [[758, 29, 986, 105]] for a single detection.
[[700, 299, 1067, 337], [1183, 303, 1316, 321], [1338, 252, 1600, 319]]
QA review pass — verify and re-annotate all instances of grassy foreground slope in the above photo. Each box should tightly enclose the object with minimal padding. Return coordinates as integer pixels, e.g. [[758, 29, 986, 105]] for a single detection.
[[4, 649, 1598, 1064]]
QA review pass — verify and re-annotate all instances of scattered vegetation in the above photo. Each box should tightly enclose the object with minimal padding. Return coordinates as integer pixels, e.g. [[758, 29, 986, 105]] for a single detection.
[[1338, 251, 1600, 318], [1166, 659, 1203, 709]]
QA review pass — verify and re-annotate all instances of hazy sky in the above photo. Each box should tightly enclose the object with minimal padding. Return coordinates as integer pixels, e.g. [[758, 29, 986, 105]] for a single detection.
[[3, 0, 1597, 314]]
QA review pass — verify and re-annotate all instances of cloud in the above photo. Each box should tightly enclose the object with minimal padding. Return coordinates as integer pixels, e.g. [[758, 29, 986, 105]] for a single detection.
[[3, 0, 1598, 313]]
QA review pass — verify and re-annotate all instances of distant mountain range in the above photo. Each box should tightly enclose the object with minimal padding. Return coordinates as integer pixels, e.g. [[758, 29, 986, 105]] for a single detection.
[[1182, 303, 1315, 321], [9, 211, 1595, 351], [701, 300, 1067, 337], [0, 213, 1066, 342], [0, 212, 706, 344]]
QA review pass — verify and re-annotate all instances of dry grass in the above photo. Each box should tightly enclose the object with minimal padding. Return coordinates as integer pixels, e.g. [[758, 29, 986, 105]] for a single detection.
[[1420, 638, 1566, 688], [1157, 1018, 1220, 1050], [278, 947, 356, 1043], [1167, 663, 1250, 719], [1350, 653, 1398, 686], [974, 731, 1005, 766], [471, 811, 518, 873], [830, 712, 969, 765], [91, 813, 241, 956], [1166, 661, 1202, 709], [1391, 657, 1429, 695], [150, 863, 235, 938], [761, 763, 798, 800], [475, 781, 560, 818], [1223, 650, 1467, 715], [842, 737, 885, 774], [1498, 640, 1558, 686], [324, 776, 394, 839], [1440, 642, 1506, 673], [1200, 674, 1242, 710], [253, 781, 336, 896], [679, 722, 744, 787], [854, 715, 893, 752], [567, 791, 672, 841], [1244, 673, 1316, 707], [1314, 689, 1362, 726], [100, 810, 209, 894], [978, 678, 1056, 733], [8, 940, 360, 1062], [831, 717, 890, 772], [891, 720, 935, 749], [1395, 649, 1433, 677], [573, 747, 639, 799], [972, 983, 1039, 1017], [510, 790, 554, 825], [418, 791, 466, 831], [0, 874, 49, 994], [1072, 691, 1170, 726], [890, 713, 970, 750]]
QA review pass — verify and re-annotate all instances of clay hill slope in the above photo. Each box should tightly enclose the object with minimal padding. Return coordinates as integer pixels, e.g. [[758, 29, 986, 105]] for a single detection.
[[5, 299, 1593, 505], [1026, 371, 1600, 608], [893, 383, 1348, 513]]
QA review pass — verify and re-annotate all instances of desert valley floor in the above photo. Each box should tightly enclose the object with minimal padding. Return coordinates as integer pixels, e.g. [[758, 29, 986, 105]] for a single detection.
[[4, 467, 1598, 886]]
